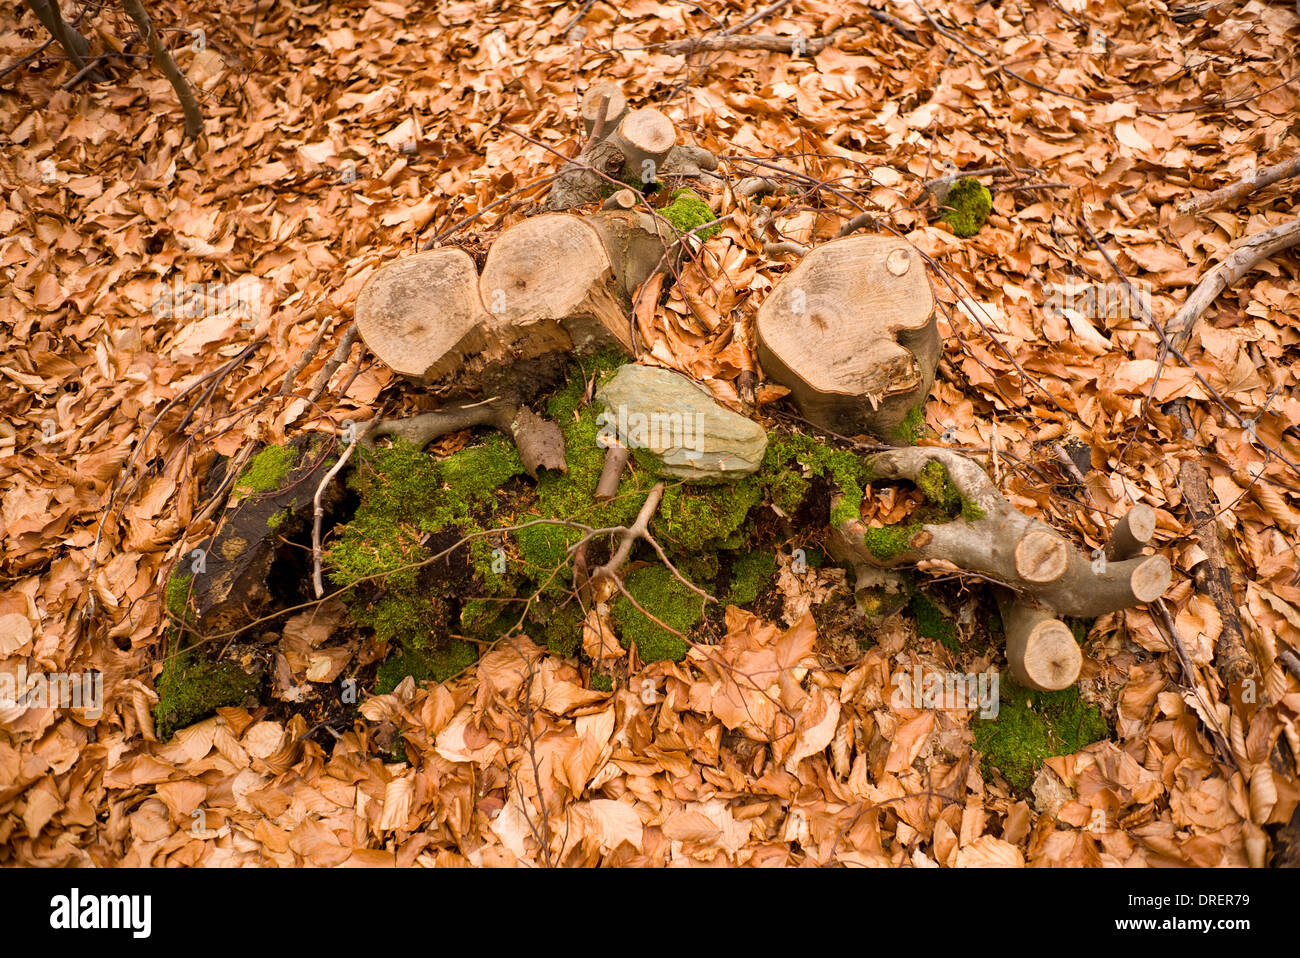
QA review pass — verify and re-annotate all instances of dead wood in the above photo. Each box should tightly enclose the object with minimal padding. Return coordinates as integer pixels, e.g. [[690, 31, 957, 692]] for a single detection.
[[755, 235, 938, 441], [1177, 154, 1300, 214], [1165, 217, 1300, 354], [1177, 459, 1259, 689], [828, 448, 1173, 689]]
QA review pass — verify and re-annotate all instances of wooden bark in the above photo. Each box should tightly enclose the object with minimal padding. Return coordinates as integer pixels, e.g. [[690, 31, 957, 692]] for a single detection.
[[1166, 217, 1300, 353], [580, 81, 627, 137], [1177, 154, 1300, 214], [829, 447, 1171, 618], [547, 82, 717, 211], [1178, 459, 1258, 689], [996, 590, 1082, 691], [755, 236, 938, 440]]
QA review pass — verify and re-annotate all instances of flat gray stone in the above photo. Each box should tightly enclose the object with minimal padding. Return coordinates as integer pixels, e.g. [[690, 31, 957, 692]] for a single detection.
[[595, 365, 767, 480]]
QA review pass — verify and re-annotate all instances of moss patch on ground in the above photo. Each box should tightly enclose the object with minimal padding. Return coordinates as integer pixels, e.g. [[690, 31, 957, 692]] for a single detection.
[[762, 431, 867, 526], [612, 565, 703, 663], [941, 177, 992, 238], [154, 647, 261, 740], [910, 591, 959, 653], [165, 570, 193, 624], [374, 640, 477, 694], [726, 550, 776, 607], [973, 677, 1108, 791]]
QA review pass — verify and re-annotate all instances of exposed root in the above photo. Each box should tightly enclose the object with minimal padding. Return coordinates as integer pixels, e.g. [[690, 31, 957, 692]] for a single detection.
[[366, 395, 566, 479]]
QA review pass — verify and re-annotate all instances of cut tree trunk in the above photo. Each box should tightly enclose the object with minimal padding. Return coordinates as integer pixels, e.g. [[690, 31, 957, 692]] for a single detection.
[[356, 210, 677, 391], [355, 209, 681, 464], [828, 448, 1173, 689], [756, 235, 939, 441]]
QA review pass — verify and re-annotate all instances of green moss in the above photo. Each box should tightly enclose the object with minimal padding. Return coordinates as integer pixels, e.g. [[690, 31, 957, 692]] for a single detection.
[[917, 459, 960, 514], [154, 648, 261, 740], [662, 189, 720, 241], [761, 431, 867, 525], [972, 677, 1108, 791], [654, 479, 761, 553], [589, 670, 613, 693], [165, 571, 193, 624], [612, 565, 701, 663], [374, 640, 477, 694], [891, 404, 927, 445], [541, 602, 585, 658], [234, 443, 298, 495], [267, 507, 291, 531], [910, 592, 958, 652], [353, 595, 438, 650], [941, 177, 992, 238], [727, 551, 776, 606], [861, 521, 924, 560]]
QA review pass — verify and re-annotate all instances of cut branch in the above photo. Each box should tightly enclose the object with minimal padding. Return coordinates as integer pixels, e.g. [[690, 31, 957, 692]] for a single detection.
[[996, 590, 1083, 691], [365, 396, 566, 479], [827, 448, 1172, 689], [595, 444, 630, 501]]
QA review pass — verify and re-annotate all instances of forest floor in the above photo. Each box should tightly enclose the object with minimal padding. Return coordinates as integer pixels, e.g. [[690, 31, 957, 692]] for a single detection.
[[2, 0, 1299, 867]]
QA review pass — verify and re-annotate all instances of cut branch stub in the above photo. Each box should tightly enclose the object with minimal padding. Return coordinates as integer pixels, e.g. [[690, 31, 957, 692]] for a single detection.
[[996, 591, 1083, 691], [581, 81, 628, 137], [615, 108, 675, 183], [827, 448, 1173, 690], [755, 236, 938, 441], [547, 83, 717, 211]]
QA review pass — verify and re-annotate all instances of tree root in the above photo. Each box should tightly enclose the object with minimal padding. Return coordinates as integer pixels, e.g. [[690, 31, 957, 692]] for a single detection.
[[828, 447, 1172, 690], [365, 395, 566, 479]]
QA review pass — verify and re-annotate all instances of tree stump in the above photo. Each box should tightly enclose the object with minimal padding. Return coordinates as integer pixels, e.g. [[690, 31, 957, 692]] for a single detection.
[[756, 236, 938, 442], [355, 209, 681, 466]]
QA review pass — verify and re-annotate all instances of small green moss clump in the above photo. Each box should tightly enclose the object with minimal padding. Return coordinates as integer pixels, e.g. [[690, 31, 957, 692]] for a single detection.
[[165, 571, 193, 623], [234, 443, 298, 495], [589, 671, 613, 692], [612, 565, 702, 663], [154, 648, 261, 740], [374, 640, 477, 694], [267, 507, 291, 531], [726, 551, 777, 607], [941, 177, 992, 238], [662, 189, 720, 241], [861, 522, 924, 560], [910, 592, 958, 653], [973, 678, 1108, 791], [891, 404, 927, 445]]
